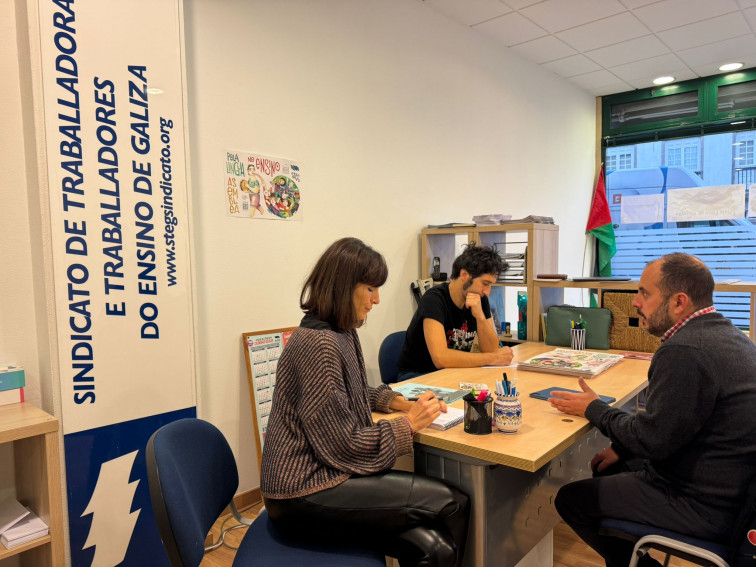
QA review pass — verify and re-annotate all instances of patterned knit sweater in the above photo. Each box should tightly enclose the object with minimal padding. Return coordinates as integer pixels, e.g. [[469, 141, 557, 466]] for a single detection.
[[260, 314, 414, 499]]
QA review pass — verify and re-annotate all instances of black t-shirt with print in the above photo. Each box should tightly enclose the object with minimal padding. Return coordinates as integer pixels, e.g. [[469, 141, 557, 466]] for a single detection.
[[397, 282, 491, 374]]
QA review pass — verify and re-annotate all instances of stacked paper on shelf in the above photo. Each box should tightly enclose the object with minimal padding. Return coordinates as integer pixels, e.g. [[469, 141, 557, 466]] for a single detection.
[[426, 222, 476, 228], [497, 252, 526, 283], [517, 348, 624, 378], [0, 497, 30, 535], [1, 506, 49, 549], [499, 215, 554, 225], [0, 366, 25, 391], [472, 214, 512, 225]]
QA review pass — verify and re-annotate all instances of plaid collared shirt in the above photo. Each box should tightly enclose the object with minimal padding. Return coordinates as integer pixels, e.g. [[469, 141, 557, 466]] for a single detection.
[[660, 305, 716, 342]]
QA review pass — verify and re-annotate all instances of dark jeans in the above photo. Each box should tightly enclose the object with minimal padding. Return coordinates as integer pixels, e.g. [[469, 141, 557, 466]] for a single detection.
[[265, 470, 469, 567], [555, 459, 733, 567]]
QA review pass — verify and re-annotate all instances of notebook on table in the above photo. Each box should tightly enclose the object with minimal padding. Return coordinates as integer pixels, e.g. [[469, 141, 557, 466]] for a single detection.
[[530, 387, 616, 404], [428, 407, 465, 431]]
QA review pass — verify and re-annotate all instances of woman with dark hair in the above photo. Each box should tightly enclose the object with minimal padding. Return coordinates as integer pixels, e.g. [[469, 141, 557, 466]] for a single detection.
[[261, 237, 469, 567]]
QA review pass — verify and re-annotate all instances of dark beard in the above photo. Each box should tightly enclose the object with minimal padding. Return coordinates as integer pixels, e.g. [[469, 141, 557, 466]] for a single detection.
[[639, 296, 674, 337]]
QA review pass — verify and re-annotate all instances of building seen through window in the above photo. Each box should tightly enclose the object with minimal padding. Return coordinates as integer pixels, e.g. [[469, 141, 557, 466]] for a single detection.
[[607, 129, 756, 329]]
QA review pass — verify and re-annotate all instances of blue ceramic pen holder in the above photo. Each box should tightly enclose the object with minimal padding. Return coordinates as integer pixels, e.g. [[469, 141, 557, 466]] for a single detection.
[[494, 394, 522, 434]]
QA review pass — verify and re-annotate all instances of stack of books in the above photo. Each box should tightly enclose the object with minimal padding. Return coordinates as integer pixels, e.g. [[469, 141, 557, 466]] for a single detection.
[[472, 214, 512, 225], [0, 497, 49, 550], [0, 366, 25, 407]]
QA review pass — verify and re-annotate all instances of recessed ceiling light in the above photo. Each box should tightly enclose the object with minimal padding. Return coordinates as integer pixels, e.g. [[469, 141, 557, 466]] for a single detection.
[[719, 62, 744, 72], [652, 76, 675, 85]]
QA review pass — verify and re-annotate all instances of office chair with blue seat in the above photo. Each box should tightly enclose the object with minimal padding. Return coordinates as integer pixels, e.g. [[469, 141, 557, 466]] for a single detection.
[[146, 418, 387, 567], [599, 517, 730, 567], [599, 473, 756, 567], [379, 330, 407, 384]]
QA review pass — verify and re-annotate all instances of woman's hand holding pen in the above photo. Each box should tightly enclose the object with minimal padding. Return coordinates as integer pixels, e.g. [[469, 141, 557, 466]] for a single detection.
[[407, 391, 446, 431]]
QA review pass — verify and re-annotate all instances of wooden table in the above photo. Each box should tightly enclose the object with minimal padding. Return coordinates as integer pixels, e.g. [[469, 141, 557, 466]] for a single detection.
[[379, 342, 650, 567]]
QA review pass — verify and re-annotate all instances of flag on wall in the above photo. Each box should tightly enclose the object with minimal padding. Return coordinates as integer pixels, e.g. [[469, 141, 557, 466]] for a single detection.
[[586, 164, 616, 277]]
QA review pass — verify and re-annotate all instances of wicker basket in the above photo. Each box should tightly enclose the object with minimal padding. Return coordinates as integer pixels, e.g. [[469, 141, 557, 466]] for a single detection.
[[603, 291, 661, 353]]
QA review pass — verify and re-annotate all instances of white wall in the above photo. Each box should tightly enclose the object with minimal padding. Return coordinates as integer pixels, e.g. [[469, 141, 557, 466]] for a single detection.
[[2, 0, 597, 505], [183, 0, 597, 491]]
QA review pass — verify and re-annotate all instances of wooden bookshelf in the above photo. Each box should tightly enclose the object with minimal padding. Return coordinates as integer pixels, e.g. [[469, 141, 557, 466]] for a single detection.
[[0, 403, 64, 566]]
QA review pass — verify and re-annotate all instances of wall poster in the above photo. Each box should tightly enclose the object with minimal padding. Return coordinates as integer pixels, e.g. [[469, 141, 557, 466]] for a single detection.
[[225, 150, 303, 221], [37, 0, 195, 564]]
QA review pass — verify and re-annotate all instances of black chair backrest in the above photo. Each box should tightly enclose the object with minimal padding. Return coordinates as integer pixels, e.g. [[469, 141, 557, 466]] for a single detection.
[[146, 418, 239, 567], [378, 331, 406, 384]]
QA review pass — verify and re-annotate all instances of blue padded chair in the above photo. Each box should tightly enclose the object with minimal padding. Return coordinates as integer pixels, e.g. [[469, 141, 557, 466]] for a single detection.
[[146, 418, 387, 566], [379, 330, 407, 384], [599, 518, 730, 567]]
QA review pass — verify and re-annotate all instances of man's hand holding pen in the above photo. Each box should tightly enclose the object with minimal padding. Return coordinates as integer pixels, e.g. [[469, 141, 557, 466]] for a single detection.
[[406, 391, 446, 432]]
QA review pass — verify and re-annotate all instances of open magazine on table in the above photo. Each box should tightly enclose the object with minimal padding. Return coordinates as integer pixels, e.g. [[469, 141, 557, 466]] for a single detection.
[[517, 348, 623, 378]]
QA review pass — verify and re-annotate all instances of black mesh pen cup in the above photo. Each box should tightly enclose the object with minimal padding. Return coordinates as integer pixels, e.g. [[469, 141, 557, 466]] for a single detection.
[[464, 398, 493, 435]]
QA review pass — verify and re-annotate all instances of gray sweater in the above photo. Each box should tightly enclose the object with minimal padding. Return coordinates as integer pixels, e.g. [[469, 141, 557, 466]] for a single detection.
[[586, 312, 756, 515]]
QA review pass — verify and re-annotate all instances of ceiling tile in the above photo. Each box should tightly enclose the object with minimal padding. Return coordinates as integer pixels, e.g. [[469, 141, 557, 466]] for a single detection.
[[499, 0, 542, 9], [568, 68, 627, 89], [556, 12, 650, 52], [520, 0, 626, 33], [509, 34, 578, 64], [633, 0, 740, 32], [587, 82, 636, 97], [625, 68, 698, 89], [657, 12, 751, 52], [745, 6, 756, 30], [585, 35, 669, 67], [609, 52, 688, 81], [419, 0, 512, 26], [617, 0, 662, 8], [676, 35, 756, 68], [741, 0, 756, 8], [542, 54, 603, 77], [473, 11, 548, 46], [690, 57, 756, 77]]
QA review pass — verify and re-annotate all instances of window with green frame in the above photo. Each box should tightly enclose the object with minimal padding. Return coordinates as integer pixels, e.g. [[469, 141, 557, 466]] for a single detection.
[[602, 68, 756, 330]]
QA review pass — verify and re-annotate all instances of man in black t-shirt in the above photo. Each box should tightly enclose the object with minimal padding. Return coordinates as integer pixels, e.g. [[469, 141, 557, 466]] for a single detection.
[[397, 245, 514, 379]]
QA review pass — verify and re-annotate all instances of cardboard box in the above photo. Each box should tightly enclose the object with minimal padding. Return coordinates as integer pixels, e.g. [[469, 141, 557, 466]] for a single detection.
[[0, 367, 25, 392]]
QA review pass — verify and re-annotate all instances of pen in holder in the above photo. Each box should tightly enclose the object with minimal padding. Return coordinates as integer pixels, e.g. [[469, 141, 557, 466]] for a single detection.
[[494, 393, 522, 434], [570, 328, 586, 350], [463, 394, 492, 435]]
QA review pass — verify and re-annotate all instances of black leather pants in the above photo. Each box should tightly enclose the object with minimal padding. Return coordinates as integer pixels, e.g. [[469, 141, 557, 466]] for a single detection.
[[265, 470, 470, 567]]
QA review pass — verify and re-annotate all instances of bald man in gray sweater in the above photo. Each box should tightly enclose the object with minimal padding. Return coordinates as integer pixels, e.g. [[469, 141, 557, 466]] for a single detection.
[[550, 253, 756, 567]]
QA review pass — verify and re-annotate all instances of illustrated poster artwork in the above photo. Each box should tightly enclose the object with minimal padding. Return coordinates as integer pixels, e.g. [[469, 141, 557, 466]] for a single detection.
[[225, 150, 302, 221]]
